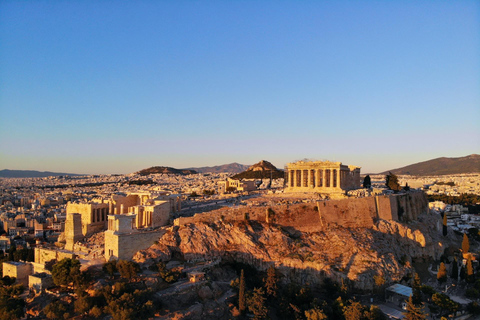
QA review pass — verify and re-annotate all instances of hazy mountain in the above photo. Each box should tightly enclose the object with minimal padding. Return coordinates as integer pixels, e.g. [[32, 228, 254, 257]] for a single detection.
[[184, 163, 250, 174], [137, 166, 197, 176], [231, 160, 284, 179], [0, 169, 83, 178], [382, 154, 480, 176]]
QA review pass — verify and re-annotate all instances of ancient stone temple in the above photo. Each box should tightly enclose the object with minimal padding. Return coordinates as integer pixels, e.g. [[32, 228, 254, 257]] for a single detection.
[[285, 160, 361, 194]]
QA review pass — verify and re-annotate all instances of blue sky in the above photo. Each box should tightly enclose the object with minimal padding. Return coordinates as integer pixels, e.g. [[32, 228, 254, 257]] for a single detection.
[[1, 1, 479, 174]]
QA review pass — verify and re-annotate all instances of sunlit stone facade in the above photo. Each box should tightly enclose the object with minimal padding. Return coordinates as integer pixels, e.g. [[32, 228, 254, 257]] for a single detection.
[[285, 160, 361, 193]]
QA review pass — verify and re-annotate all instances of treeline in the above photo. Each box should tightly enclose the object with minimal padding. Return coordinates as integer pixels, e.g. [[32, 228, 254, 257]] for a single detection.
[[228, 262, 386, 320], [427, 193, 480, 214]]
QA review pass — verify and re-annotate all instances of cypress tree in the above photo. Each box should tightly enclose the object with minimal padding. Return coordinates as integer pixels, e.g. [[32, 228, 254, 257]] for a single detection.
[[412, 273, 422, 305], [264, 266, 278, 297], [460, 266, 466, 281], [239, 269, 246, 313], [467, 256, 475, 283], [442, 214, 448, 236], [451, 257, 459, 281], [363, 175, 371, 188], [437, 262, 447, 283], [462, 233, 470, 253]]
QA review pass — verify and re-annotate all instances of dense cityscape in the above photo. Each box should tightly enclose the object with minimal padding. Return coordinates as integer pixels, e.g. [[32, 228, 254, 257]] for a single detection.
[[0, 159, 479, 319]]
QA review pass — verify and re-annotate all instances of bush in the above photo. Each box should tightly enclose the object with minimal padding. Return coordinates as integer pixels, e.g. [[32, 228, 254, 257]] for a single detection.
[[466, 288, 480, 299]]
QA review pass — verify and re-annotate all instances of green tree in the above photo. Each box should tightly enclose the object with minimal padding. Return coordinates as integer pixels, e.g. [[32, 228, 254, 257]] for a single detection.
[[437, 262, 447, 283], [44, 300, 71, 320], [116, 260, 139, 280], [0, 284, 25, 320], [239, 269, 246, 313], [432, 293, 458, 317], [157, 262, 179, 283], [264, 266, 277, 297], [51, 258, 81, 287], [74, 292, 92, 314], [462, 233, 470, 253], [412, 273, 422, 305], [247, 287, 267, 320], [343, 300, 364, 320], [103, 260, 117, 278], [385, 172, 401, 191], [363, 175, 372, 188], [403, 296, 427, 320]]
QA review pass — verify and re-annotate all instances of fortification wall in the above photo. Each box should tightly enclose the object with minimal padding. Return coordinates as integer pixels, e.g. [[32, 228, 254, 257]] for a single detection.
[[34, 247, 76, 265], [175, 191, 429, 231], [105, 229, 164, 261]]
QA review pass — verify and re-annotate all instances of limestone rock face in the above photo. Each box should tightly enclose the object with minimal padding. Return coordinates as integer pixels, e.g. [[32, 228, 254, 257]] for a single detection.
[[135, 213, 455, 290]]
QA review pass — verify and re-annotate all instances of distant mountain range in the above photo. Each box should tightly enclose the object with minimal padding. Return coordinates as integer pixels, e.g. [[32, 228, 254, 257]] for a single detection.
[[3, 155, 478, 178], [382, 154, 480, 176], [231, 160, 284, 179], [184, 163, 250, 174], [0, 169, 83, 178]]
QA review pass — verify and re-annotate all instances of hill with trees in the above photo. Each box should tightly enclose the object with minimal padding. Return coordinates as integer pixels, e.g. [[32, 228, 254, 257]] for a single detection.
[[231, 160, 284, 179], [382, 154, 480, 176], [184, 162, 250, 174], [137, 166, 197, 176]]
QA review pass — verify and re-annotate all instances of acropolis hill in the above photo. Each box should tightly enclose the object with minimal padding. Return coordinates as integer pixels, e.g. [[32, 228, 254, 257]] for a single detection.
[[0, 160, 480, 319], [1, 158, 477, 319]]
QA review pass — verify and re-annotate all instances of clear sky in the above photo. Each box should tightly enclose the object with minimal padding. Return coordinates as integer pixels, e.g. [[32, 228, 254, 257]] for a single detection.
[[1, 1, 479, 174]]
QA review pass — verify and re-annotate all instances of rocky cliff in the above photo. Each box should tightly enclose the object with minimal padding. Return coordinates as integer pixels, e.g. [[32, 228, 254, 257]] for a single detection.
[[135, 211, 455, 290], [231, 160, 284, 179], [175, 191, 429, 232]]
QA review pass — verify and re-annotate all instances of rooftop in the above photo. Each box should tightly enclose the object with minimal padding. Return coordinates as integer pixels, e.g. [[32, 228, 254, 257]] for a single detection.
[[386, 283, 412, 297]]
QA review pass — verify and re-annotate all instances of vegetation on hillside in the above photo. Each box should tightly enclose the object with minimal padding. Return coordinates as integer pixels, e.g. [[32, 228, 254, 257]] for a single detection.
[[137, 166, 197, 176]]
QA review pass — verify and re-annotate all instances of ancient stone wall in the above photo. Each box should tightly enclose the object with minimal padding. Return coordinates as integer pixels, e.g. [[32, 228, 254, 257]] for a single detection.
[[34, 247, 76, 265], [174, 191, 429, 231], [105, 229, 164, 261], [2, 261, 33, 286], [152, 202, 170, 227]]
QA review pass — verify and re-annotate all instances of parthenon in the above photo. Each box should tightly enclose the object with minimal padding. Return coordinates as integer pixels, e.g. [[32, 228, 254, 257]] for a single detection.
[[285, 160, 361, 194]]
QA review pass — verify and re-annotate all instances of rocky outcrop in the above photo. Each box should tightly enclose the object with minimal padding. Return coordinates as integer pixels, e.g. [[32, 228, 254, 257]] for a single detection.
[[136, 212, 455, 290], [231, 160, 284, 179], [175, 191, 430, 231]]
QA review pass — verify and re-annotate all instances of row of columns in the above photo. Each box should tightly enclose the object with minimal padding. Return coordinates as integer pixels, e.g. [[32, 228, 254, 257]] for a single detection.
[[91, 208, 108, 223], [289, 168, 341, 189], [135, 208, 152, 229]]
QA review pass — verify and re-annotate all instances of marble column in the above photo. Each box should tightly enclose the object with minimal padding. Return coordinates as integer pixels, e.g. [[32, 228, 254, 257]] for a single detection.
[[338, 169, 341, 189]]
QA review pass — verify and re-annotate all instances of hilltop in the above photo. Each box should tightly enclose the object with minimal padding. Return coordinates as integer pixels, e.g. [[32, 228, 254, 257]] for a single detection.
[[383, 154, 480, 176], [137, 166, 197, 176], [184, 163, 249, 174], [231, 160, 284, 179], [0, 169, 83, 178]]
